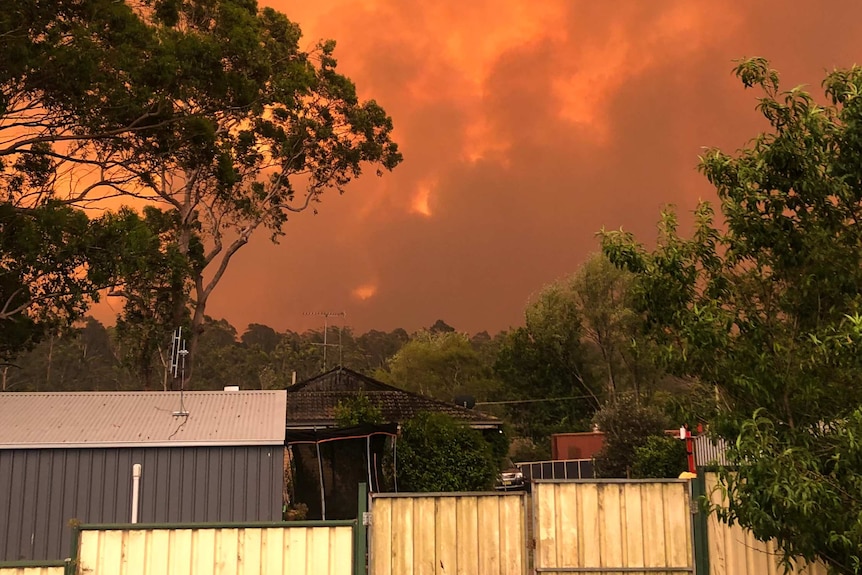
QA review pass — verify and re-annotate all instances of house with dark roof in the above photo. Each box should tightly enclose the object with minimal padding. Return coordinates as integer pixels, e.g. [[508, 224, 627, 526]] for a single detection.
[[283, 368, 503, 520], [0, 390, 286, 562], [286, 367, 502, 430]]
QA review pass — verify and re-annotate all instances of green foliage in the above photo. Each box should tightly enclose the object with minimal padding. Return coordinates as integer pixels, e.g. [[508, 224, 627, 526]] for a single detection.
[[601, 58, 862, 573], [0, 202, 171, 361], [2, 317, 129, 392], [334, 393, 385, 427], [571, 254, 666, 397], [631, 436, 687, 479], [376, 330, 500, 402], [592, 394, 669, 478], [494, 278, 601, 441], [356, 328, 409, 371], [482, 426, 511, 467], [112, 207, 200, 389], [717, 410, 862, 575], [241, 324, 281, 353], [1, 0, 402, 378], [493, 254, 672, 444], [396, 412, 496, 492], [2, 318, 470, 393]]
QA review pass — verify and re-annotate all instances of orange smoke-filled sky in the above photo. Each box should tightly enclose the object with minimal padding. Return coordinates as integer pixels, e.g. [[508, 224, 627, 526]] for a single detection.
[[183, 1, 862, 335]]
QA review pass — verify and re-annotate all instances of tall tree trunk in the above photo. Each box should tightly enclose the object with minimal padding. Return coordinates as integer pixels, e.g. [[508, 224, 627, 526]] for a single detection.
[[185, 277, 209, 386]]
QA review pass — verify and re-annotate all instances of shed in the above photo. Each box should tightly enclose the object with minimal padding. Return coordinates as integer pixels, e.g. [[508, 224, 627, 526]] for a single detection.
[[0, 390, 286, 562]]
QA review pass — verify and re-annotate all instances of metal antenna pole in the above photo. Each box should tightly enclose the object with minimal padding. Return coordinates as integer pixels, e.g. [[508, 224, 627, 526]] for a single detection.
[[323, 314, 328, 369], [304, 312, 346, 371], [169, 326, 189, 417]]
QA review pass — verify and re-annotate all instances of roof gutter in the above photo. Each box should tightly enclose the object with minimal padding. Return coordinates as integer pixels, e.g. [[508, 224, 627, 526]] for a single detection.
[[0, 439, 286, 450]]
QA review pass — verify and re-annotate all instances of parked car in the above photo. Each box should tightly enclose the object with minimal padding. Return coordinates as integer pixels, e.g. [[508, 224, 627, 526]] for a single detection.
[[495, 460, 527, 491]]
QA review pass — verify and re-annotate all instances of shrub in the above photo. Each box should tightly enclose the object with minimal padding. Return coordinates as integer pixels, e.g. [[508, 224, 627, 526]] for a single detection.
[[631, 435, 688, 478], [396, 412, 496, 492]]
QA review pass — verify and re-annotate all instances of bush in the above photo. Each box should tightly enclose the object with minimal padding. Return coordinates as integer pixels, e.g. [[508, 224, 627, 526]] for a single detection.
[[631, 435, 687, 478], [592, 393, 669, 478], [396, 412, 496, 492]]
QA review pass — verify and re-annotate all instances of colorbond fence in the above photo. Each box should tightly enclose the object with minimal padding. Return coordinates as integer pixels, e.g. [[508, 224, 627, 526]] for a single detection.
[[7, 476, 839, 575], [0, 565, 65, 575], [703, 473, 826, 575], [73, 522, 355, 575], [369, 492, 527, 575], [533, 479, 693, 575]]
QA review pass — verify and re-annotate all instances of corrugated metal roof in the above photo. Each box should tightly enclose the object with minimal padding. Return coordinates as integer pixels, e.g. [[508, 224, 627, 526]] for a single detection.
[[0, 390, 287, 449]]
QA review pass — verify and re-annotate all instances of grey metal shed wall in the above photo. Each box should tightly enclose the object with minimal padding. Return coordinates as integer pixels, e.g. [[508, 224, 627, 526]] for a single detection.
[[0, 445, 283, 562]]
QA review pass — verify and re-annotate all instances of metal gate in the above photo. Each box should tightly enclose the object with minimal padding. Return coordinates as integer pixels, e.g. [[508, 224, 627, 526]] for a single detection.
[[532, 479, 693, 574]]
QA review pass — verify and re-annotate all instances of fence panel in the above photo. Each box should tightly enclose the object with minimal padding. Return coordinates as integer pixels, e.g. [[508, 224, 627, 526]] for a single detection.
[[369, 492, 526, 575], [533, 480, 693, 575], [0, 566, 64, 575], [74, 523, 354, 575], [704, 473, 827, 575]]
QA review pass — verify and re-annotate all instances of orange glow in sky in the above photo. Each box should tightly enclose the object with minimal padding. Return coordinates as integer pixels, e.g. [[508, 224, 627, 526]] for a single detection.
[[352, 284, 378, 301], [186, 0, 862, 335]]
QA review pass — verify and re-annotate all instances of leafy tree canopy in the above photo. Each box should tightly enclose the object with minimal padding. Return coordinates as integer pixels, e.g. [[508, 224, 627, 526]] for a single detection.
[[1, 0, 402, 376], [602, 58, 862, 573], [376, 330, 500, 402]]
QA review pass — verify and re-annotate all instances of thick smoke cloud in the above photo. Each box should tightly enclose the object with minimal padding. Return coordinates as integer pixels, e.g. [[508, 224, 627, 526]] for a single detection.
[[204, 0, 862, 334]]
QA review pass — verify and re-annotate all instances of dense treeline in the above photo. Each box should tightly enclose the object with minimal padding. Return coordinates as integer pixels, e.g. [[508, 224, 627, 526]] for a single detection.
[[0, 315, 410, 391]]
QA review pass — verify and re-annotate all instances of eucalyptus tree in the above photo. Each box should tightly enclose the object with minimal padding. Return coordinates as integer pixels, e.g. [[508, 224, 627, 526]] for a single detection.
[[0, 0, 167, 357], [2, 0, 401, 377], [101, 0, 402, 374]]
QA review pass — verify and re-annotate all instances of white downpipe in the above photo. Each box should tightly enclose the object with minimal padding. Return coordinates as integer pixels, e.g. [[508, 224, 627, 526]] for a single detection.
[[131, 464, 142, 523]]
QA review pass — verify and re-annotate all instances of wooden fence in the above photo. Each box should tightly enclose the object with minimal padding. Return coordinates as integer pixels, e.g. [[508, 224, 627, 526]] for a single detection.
[[369, 492, 526, 575], [73, 522, 355, 575], [704, 473, 827, 575], [533, 479, 693, 575]]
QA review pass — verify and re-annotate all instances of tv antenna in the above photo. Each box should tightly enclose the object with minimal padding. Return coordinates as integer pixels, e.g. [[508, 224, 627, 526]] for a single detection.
[[304, 311, 346, 371], [169, 327, 189, 417]]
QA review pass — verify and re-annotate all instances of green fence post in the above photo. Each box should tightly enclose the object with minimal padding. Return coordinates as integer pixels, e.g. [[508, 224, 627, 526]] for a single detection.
[[354, 482, 368, 575], [66, 521, 81, 575], [691, 470, 710, 575]]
